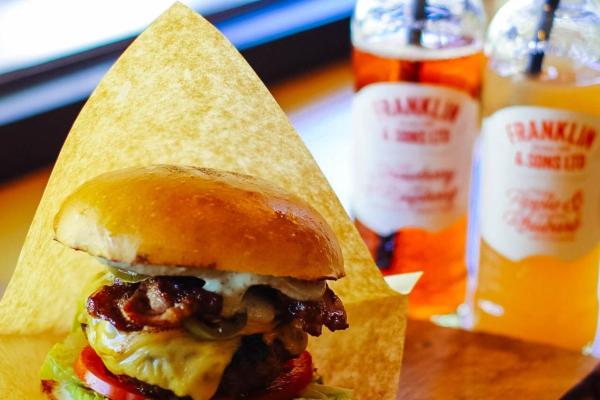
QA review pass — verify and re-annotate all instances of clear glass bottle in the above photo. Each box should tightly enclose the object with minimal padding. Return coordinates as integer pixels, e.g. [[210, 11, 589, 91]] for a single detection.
[[351, 0, 486, 319], [467, 0, 600, 351]]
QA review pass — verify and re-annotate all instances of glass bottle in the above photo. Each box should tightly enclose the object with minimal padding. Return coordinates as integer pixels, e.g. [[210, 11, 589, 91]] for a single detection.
[[468, 0, 600, 352], [351, 0, 486, 319]]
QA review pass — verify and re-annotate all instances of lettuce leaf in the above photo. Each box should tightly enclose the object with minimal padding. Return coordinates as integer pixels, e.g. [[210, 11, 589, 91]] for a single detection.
[[295, 382, 353, 399], [39, 331, 106, 399], [52, 380, 106, 400], [40, 332, 84, 383]]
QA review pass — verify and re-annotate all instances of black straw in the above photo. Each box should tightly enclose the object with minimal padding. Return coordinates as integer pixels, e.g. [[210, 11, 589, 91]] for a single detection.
[[408, 0, 427, 46], [527, 0, 560, 76]]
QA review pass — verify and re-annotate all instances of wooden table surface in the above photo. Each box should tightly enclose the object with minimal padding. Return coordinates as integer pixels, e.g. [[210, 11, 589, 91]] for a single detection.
[[400, 319, 597, 399], [0, 61, 597, 399]]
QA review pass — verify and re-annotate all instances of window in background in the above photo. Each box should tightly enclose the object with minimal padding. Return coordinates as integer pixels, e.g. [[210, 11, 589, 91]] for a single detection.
[[0, 0, 355, 180], [0, 0, 259, 76]]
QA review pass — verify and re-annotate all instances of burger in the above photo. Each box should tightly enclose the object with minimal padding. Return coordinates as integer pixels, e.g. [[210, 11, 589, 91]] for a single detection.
[[40, 165, 351, 400]]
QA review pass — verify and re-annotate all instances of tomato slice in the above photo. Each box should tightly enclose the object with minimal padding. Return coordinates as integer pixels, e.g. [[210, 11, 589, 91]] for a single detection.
[[74, 346, 146, 400], [249, 351, 314, 400]]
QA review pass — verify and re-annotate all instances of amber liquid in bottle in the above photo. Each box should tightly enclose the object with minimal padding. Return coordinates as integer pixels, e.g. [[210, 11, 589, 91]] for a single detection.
[[353, 47, 485, 318], [471, 62, 600, 350]]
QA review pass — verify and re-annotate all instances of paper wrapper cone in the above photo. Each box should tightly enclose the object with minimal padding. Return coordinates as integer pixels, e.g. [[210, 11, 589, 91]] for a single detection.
[[0, 3, 409, 399]]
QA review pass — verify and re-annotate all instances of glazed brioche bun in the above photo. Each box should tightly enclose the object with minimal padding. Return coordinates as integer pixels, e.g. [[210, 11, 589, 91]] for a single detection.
[[54, 165, 344, 281]]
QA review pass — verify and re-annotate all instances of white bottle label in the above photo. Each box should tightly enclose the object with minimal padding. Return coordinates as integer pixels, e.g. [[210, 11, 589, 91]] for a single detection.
[[480, 106, 600, 261], [352, 82, 479, 235]]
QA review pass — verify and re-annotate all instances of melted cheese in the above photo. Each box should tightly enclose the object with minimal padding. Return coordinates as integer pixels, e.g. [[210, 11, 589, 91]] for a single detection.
[[85, 317, 239, 400]]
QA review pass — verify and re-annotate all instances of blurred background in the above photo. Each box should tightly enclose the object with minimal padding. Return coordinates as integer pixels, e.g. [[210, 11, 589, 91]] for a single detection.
[[0, 0, 356, 179], [0, 0, 505, 181]]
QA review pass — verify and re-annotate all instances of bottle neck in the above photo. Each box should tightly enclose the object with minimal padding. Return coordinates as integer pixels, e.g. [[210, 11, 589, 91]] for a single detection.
[[487, 0, 600, 83], [352, 0, 486, 59]]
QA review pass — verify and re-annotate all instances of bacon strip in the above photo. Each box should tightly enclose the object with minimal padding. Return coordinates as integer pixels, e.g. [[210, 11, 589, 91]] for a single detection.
[[86, 281, 141, 331], [87, 277, 348, 337], [277, 287, 349, 336], [120, 277, 222, 328], [87, 277, 222, 331]]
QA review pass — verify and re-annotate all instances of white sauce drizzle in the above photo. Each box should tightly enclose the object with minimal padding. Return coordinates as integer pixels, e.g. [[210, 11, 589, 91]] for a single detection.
[[99, 259, 327, 317]]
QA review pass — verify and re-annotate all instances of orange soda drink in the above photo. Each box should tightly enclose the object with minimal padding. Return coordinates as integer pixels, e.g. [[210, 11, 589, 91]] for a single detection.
[[466, 0, 600, 351], [351, 0, 486, 318]]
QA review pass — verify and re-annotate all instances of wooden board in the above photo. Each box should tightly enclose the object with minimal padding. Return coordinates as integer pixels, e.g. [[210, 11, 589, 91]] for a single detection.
[[399, 319, 597, 399]]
